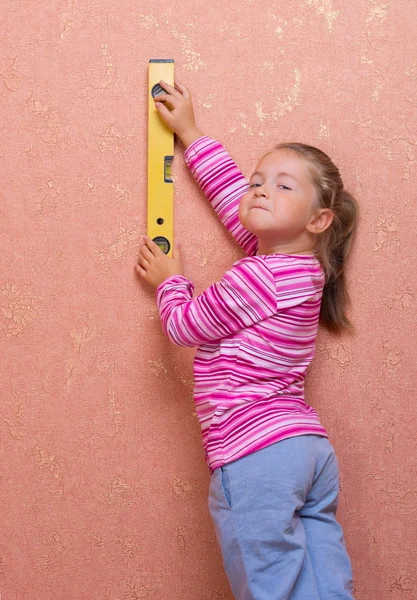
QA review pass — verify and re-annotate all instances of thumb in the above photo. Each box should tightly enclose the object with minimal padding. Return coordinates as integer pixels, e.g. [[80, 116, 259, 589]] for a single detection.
[[155, 101, 174, 128], [173, 242, 182, 260]]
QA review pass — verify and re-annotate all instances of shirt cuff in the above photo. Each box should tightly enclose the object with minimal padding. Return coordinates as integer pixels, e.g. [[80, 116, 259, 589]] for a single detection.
[[155, 274, 195, 306], [183, 136, 212, 162]]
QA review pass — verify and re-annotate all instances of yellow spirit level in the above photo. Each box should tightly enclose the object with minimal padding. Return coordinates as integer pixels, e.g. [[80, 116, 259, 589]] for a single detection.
[[147, 59, 175, 256]]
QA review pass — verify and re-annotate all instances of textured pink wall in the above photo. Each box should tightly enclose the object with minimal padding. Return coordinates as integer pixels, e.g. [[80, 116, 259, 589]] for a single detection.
[[1, 1, 416, 598]]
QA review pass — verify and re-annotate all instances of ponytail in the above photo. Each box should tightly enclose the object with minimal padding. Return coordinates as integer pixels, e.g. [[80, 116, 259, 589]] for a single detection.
[[317, 190, 359, 334]]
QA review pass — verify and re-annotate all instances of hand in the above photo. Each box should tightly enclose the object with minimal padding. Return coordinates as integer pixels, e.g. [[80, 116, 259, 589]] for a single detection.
[[136, 235, 184, 289], [154, 80, 204, 148]]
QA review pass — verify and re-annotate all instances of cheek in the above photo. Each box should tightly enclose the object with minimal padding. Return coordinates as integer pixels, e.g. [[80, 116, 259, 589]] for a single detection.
[[238, 202, 244, 223], [240, 191, 250, 205], [239, 193, 249, 216]]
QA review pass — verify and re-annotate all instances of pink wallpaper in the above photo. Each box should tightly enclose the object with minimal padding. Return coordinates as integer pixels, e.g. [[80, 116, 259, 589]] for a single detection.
[[1, 1, 416, 598]]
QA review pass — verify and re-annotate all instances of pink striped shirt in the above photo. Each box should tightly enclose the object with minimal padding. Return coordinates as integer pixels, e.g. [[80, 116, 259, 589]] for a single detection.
[[156, 136, 328, 472]]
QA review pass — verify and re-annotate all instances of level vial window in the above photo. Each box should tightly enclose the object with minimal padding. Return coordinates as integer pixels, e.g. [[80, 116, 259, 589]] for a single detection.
[[153, 236, 170, 254], [164, 156, 173, 183]]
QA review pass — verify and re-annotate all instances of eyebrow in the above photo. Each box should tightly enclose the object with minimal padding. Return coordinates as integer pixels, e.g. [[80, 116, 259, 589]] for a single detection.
[[250, 171, 300, 184]]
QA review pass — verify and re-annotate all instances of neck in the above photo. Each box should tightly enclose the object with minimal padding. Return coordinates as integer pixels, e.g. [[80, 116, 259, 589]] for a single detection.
[[256, 238, 315, 256]]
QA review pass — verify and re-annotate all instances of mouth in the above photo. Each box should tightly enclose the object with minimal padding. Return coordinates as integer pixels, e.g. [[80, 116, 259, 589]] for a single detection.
[[250, 206, 268, 211]]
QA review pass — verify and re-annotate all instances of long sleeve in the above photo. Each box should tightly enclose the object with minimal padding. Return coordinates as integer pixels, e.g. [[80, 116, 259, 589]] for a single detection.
[[184, 136, 258, 256], [155, 256, 277, 347]]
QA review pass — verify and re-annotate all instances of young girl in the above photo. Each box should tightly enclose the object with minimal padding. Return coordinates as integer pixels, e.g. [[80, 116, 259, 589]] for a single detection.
[[136, 81, 358, 600]]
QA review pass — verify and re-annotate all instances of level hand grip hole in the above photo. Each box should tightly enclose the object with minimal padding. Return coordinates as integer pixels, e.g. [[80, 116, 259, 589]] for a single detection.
[[151, 83, 165, 98]]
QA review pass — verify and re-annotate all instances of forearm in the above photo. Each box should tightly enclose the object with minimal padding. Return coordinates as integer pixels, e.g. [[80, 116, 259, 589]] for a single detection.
[[184, 137, 257, 256], [155, 257, 277, 347]]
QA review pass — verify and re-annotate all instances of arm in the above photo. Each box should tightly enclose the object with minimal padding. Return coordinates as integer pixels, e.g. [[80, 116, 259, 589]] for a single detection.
[[152, 80, 258, 256], [184, 136, 258, 256], [155, 256, 277, 347]]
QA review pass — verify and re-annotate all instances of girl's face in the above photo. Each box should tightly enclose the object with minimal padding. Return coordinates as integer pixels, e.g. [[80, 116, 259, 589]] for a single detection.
[[239, 150, 320, 254]]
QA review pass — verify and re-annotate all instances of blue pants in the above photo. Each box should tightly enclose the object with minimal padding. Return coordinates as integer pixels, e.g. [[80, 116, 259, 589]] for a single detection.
[[208, 435, 354, 600]]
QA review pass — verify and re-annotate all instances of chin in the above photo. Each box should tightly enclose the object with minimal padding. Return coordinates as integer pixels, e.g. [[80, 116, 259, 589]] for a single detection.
[[241, 215, 269, 235], [238, 214, 251, 230], [239, 216, 256, 234]]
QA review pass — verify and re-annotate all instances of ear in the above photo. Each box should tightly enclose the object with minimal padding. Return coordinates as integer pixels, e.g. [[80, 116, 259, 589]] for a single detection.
[[306, 208, 334, 235]]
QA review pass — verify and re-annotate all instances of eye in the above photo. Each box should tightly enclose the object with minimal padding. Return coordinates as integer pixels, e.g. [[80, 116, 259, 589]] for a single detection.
[[278, 185, 291, 190], [248, 183, 261, 188]]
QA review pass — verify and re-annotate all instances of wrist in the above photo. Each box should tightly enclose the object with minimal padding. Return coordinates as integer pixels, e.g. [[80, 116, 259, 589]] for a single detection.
[[178, 127, 205, 149]]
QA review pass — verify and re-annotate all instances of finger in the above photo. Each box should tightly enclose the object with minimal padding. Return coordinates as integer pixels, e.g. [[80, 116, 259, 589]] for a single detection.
[[155, 100, 175, 124], [135, 264, 147, 277], [159, 80, 182, 99], [138, 254, 150, 268], [140, 243, 154, 260], [144, 235, 164, 256], [174, 81, 190, 99], [153, 92, 179, 107]]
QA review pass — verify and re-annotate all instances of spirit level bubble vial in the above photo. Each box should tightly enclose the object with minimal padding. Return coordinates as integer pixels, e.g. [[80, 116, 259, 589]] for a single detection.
[[147, 59, 174, 256]]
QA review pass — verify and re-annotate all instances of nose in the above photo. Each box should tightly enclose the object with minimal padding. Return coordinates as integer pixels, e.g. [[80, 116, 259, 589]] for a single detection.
[[254, 185, 267, 197]]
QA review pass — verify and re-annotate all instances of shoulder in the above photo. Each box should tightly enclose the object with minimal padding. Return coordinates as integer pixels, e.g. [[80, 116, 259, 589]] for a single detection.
[[225, 254, 324, 291], [226, 255, 276, 293], [231, 254, 274, 275], [232, 254, 322, 273]]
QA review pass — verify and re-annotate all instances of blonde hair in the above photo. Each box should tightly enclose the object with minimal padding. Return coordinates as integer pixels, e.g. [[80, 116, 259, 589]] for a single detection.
[[274, 142, 359, 334]]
